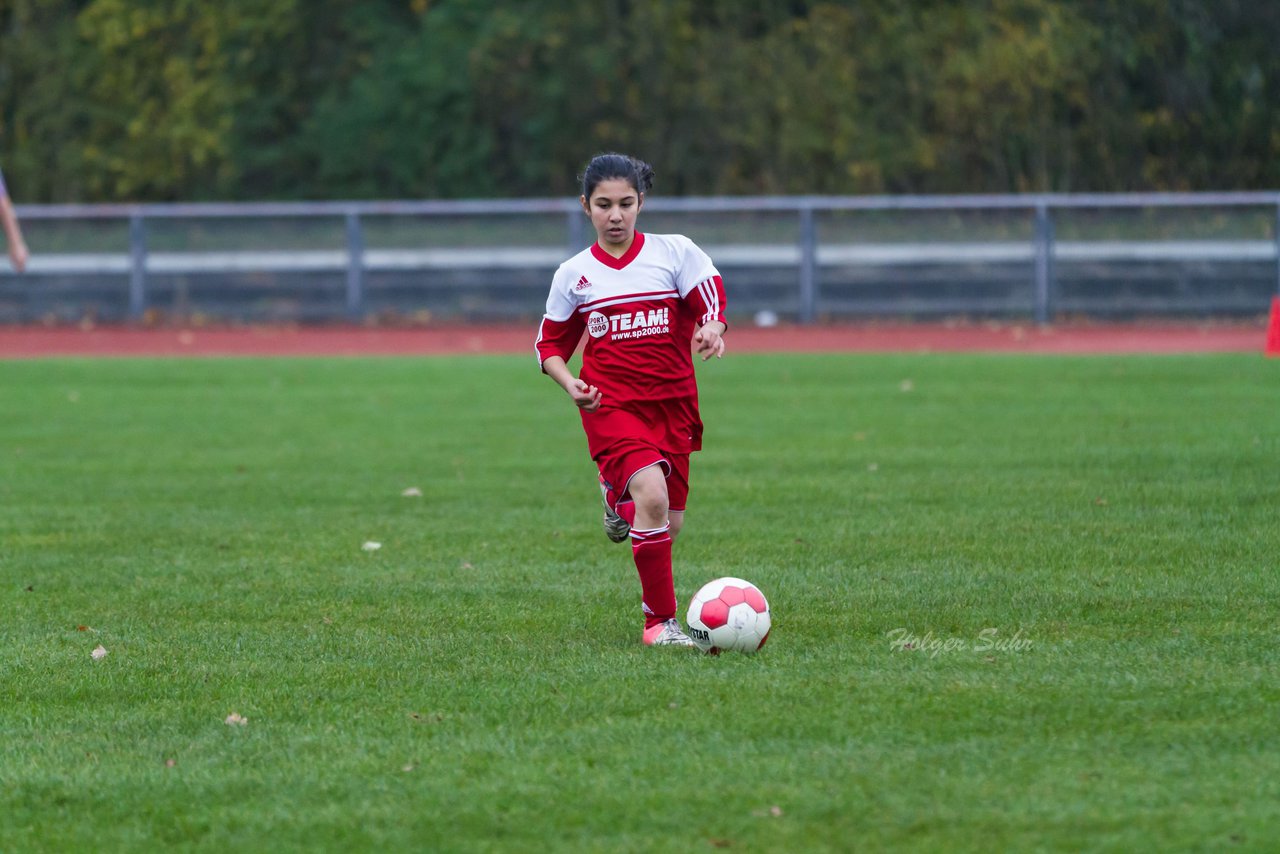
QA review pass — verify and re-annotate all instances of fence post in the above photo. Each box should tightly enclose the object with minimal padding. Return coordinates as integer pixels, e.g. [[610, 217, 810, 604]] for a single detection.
[[567, 206, 585, 254], [1033, 202, 1055, 325], [345, 210, 364, 321], [798, 204, 818, 324], [1274, 202, 1280, 296], [128, 212, 147, 322]]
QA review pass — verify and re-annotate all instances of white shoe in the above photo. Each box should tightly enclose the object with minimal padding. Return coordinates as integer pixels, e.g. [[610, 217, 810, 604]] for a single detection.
[[643, 618, 696, 647]]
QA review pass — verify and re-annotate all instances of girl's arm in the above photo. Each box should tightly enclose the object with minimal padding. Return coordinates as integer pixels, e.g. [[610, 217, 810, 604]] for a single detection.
[[683, 271, 727, 360], [541, 355, 602, 412], [0, 194, 28, 274], [693, 320, 726, 360]]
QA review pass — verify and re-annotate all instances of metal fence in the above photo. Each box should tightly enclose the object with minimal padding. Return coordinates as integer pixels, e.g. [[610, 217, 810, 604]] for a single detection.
[[4, 193, 1279, 324]]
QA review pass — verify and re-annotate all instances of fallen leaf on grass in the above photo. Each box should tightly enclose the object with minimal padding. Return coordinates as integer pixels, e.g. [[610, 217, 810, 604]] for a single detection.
[[362, 541, 382, 552], [224, 712, 248, 726], [165, 758, 177, 768], [401, 487, 423, 497], [77, 625, 90, 631], [409, 712, 446, 723], [90, 645, 108, 660]]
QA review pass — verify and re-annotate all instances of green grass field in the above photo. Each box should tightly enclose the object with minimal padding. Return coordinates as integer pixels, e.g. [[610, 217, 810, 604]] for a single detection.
[[2, 352, 1278, 852]]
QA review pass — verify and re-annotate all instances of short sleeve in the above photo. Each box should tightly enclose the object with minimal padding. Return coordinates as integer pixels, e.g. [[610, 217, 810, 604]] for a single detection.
[[535, 264, 586, 368], [543, 264, 578, 321], [672, 236, 720, 299]]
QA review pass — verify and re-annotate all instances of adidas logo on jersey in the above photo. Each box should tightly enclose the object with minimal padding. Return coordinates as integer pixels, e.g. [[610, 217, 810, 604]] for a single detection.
[[574, 275, 593, 292]]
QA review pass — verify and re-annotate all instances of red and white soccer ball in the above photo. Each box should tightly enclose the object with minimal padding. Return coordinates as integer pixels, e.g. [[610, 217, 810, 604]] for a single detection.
[[686, 577, 771, 654]]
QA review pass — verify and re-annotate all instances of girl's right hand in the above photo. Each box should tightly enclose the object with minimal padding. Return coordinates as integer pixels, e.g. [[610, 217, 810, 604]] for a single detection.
[[569, 379, 602, 412]]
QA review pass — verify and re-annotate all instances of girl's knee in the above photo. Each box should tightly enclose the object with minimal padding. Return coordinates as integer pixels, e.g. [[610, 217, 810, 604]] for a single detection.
[[629, 466, 670, 526], [634, 490, 668, 520]]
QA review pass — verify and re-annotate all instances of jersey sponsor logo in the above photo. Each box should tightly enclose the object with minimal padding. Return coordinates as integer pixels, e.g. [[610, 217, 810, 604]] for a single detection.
[[589, 307, 672, 341], [574, 275, 593, 292], [587, 310, 610, 338], [611, 307, 670, 338]]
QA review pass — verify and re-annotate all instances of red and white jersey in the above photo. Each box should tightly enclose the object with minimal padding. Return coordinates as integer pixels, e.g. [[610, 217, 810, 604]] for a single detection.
[[535, 231, 727, 404]]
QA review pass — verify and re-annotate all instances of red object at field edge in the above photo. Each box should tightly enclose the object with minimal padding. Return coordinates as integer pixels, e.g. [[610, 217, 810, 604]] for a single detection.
[[1265, 298, 1280, 358]]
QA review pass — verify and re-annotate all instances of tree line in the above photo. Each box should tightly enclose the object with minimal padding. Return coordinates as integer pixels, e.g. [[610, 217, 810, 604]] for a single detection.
[[1, 0, 1276, 202]]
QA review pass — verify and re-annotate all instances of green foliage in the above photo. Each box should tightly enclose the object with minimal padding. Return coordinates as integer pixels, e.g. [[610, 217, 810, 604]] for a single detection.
[[1, 0, 1279, 200], [0, 0, 94, 200], [73, 1, 240, 199]]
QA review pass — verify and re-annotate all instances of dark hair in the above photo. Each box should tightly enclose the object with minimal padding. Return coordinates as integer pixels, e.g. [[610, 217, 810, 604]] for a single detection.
[[579, 153, 655, 200]]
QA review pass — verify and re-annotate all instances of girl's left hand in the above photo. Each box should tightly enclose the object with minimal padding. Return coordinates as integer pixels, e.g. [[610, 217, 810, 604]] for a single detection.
[[693, 322, 726, 361]]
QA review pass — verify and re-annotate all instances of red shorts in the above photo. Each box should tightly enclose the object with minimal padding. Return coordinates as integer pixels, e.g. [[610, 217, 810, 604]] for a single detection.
[[597, 446, 690, 513], [581, 398, 702, 513]]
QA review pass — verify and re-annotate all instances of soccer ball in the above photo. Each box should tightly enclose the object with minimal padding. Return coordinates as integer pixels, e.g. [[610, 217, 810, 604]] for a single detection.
[[686, 577, 771, 654]]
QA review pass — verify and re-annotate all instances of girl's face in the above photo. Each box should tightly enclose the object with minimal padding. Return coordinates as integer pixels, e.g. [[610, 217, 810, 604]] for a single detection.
[[582, 178, 643, 250]]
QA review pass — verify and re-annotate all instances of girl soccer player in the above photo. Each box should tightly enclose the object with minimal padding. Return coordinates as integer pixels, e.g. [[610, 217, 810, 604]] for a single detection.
[[536, 153, 727, 647]]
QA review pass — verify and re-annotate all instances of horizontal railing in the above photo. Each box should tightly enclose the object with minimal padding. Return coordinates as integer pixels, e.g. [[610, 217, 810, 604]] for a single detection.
[[6, 193, 1280, 324]]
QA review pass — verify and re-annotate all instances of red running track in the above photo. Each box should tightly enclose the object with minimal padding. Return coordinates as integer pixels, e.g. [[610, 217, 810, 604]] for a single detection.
[[0, 323, 1268, 358]]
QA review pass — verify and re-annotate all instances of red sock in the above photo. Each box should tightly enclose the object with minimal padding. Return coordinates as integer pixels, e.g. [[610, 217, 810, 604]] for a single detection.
[[630, 524, 675, 628], [618, 500, 636, 527]]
